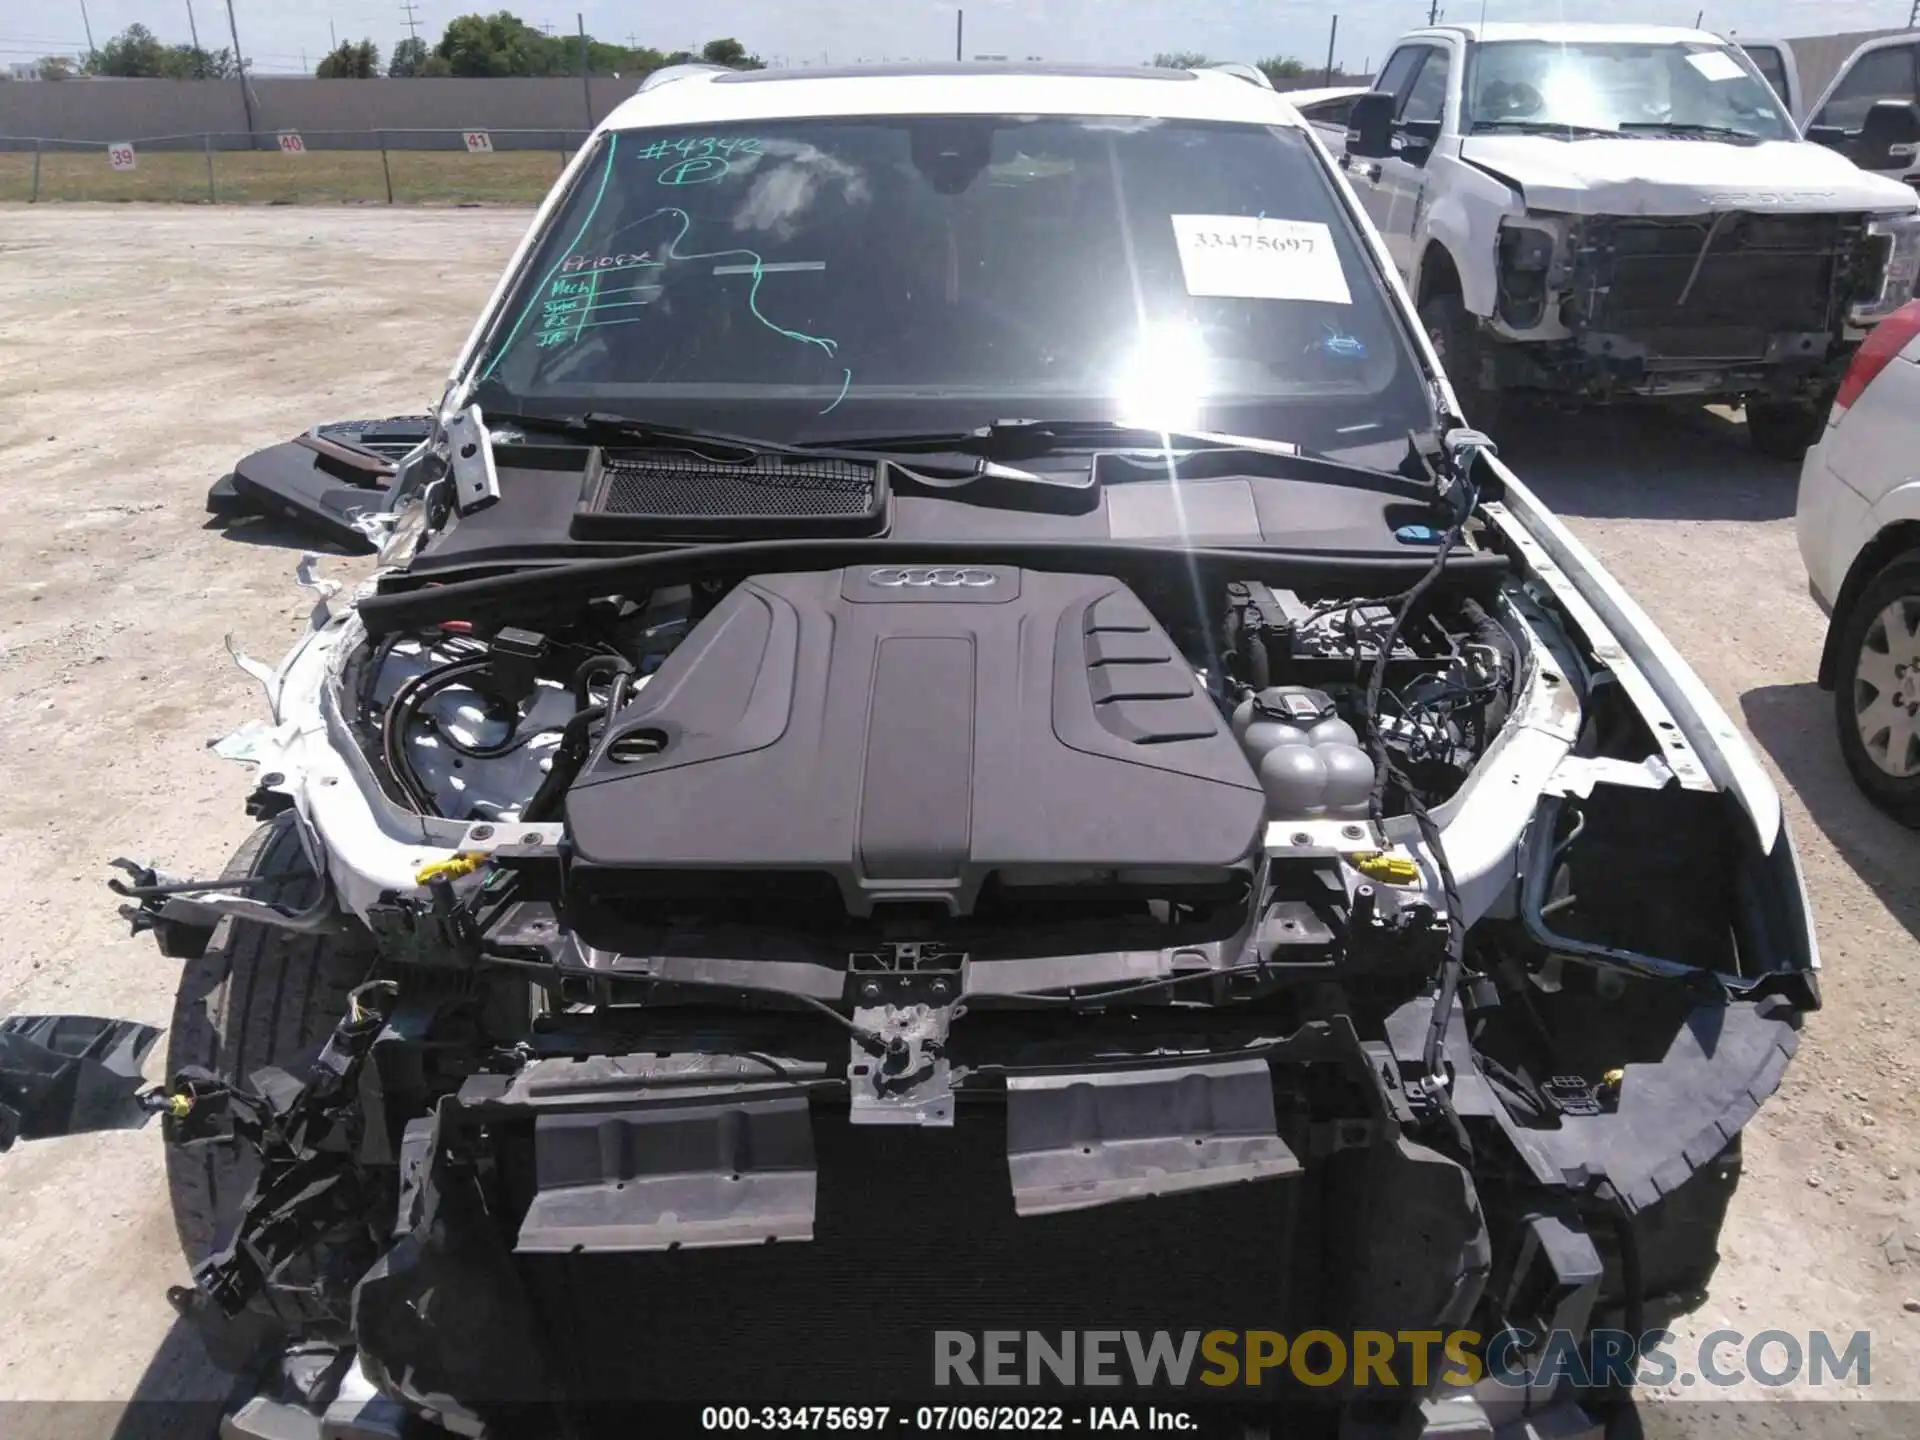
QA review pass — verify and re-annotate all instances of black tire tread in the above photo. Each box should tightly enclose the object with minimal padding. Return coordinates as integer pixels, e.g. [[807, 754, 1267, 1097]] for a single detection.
[[163, 818, 371, 1267], [1419, 291, 1506, 433]]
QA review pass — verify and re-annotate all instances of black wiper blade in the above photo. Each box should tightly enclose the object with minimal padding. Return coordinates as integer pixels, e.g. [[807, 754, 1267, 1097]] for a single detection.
[[1617, 121, 1762, 141], [483, 408, 1072, 487], [813, 418, 1304, 461], [1469, 119, 1618, 138]]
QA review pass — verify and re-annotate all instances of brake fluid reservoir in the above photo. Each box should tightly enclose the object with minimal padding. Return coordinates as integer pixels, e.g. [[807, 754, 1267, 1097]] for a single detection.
[[1234, 686, 1377, 820]]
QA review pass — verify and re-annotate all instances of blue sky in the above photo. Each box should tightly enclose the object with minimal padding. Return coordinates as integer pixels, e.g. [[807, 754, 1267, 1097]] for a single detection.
[[4, 0, 1912, 77]]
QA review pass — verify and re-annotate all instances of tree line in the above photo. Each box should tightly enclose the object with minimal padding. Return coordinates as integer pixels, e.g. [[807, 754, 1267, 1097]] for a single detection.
[[27, 16, 1367, 87], [27, 11, 764, 81]]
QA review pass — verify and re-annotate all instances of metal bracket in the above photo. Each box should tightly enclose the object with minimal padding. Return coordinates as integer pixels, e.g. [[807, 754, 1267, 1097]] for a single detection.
[[849, 1003, 954, 1128], [455, 820, 562, 854], [444, 404, 500, 516]]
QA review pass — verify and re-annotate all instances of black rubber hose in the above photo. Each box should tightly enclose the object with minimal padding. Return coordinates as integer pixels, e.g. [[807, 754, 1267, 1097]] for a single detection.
[[571, 653, 629, 708], [520, 702, 609, 823]]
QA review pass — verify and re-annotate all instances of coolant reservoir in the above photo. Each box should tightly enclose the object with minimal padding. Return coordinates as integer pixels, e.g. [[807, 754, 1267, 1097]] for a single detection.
[[1232, 686, 1376, 820]]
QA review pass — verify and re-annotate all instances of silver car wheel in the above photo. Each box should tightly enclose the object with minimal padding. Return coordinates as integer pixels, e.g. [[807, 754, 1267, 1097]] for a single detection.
[[1853, 596, 1920, 778]]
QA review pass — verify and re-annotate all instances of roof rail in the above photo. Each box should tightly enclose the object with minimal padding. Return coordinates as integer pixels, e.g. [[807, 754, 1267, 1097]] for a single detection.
[[638, 62, 728, 93], [1205, 61, 1274, 89]]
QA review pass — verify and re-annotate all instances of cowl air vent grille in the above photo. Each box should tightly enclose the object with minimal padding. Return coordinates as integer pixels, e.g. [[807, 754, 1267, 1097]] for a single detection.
[[572, 448, 887, 540], [312, 416, 434, 460]]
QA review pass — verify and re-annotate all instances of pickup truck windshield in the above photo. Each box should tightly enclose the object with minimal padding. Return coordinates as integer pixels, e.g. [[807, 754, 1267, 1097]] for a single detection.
[[1467, 41, 1794, 140], [472, 115, 1433, 456]]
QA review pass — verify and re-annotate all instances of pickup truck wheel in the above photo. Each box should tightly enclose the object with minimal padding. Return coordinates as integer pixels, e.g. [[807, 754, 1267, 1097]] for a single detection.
[[163, 817, 372, 1270], [1834, 552, 1920, 827], [1745, 400, 1824, 461], [1419, 292, 1504, 430]]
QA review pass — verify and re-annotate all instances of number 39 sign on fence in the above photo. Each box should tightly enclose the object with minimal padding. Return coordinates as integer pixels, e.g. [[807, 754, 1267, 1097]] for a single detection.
[[277, 131, 306, 154], [463, 131, 494, 154], [107, 142, 136, 171]]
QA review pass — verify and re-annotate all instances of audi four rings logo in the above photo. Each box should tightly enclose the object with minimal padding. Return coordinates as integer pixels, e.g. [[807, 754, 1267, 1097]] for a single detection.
[[867, 567, 999, 588]]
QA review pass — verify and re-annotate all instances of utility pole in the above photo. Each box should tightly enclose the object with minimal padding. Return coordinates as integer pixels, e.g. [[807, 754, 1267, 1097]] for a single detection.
[[78, 0, 97, 63], [225, 0, 256, 140], [1324, 15, 1338, 85], [330, 18, 337, 49], [400, 0, 422, 45], [1428, 0, 1440, 23], [577, 13, 592, 127], [956, 9, 964, 62], [186, 1, 202, 52]]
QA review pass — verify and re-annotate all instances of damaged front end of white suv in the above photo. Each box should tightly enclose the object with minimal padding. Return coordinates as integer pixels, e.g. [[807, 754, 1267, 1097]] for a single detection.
[[112, 69, 1819, 1440]]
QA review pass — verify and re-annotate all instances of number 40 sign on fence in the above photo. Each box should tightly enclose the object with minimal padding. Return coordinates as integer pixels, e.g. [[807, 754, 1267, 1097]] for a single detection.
[[107, 141, 136, 171], [277, 132, 306, 154]]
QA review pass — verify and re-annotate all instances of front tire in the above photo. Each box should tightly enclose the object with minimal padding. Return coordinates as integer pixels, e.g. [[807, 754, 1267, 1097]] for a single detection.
[[164, 818, 372, 1268], [1833, 552, 1920, 827], [1745, 400, 1825, 461], [1420, 291, 1506, 432]]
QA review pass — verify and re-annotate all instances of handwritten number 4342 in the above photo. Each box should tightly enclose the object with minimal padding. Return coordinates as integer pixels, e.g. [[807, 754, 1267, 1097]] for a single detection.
[[636, 136, 762, 161]]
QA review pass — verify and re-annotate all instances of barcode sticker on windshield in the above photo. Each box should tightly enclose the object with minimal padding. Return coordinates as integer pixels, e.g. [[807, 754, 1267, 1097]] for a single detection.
[[1171, 216, 1352, 305], [1686, 50, 1746, 82]]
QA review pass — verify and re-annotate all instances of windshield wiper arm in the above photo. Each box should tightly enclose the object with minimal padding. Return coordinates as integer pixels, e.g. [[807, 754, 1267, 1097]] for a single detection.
[[484, 409, 1070, 487], [810, 418, 1305, 462]]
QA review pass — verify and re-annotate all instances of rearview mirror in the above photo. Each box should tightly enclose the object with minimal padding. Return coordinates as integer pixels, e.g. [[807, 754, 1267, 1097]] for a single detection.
[[1855, 98, 1920, 170], [1346, 91, 1397, 159]]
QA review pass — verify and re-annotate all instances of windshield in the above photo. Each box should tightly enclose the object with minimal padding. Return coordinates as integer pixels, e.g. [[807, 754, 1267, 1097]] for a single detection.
[[1466, 41, 1794, 139], [470, 114, 1435, 458]]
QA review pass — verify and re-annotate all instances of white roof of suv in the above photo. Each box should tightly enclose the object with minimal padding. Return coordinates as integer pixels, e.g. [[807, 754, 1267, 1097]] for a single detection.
[[597, 63, 1308, 135]]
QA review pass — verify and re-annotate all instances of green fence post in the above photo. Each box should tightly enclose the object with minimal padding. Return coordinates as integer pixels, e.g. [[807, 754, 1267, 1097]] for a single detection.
[[380, 131, 394, 204], [30, 137, 42, 203], [204, 131, 217, 203]]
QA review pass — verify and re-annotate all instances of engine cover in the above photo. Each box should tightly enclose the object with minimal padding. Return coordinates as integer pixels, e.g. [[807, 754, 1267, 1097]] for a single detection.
[[564, 567, 1265, 918]]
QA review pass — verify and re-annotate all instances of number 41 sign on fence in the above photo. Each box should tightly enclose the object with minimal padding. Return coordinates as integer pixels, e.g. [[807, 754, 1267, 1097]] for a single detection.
[[463, 131, 494, 154], [107, 142, 136, 171]]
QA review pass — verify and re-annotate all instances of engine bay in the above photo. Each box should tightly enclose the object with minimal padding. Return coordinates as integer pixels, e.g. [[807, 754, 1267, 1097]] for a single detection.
[[361, 569, 1515, 850], [345, 564, 1520, 982]]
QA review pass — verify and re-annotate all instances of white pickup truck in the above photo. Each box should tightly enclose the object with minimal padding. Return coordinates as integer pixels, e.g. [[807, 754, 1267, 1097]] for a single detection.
[[1329, 22, 1920, 456]]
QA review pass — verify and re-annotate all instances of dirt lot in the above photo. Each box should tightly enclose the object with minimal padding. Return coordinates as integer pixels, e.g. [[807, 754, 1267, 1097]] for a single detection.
[[1, 207, 1917, 1434]]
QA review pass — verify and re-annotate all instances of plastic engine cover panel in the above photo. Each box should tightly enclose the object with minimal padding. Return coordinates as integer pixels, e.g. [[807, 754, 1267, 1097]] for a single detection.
[[565, 567, 1265, 915]]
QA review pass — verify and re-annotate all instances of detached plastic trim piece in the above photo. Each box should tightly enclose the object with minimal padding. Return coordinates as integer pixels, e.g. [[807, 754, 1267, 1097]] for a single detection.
[[1005, 1057, 1302, 1216]]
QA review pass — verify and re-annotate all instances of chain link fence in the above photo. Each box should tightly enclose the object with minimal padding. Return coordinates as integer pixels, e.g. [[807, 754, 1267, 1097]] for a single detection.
[[0, 128, 592, 205]]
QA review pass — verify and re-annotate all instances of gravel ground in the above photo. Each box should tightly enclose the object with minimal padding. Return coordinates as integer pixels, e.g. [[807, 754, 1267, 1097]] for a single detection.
[[0, 208, 1916, 1435]]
